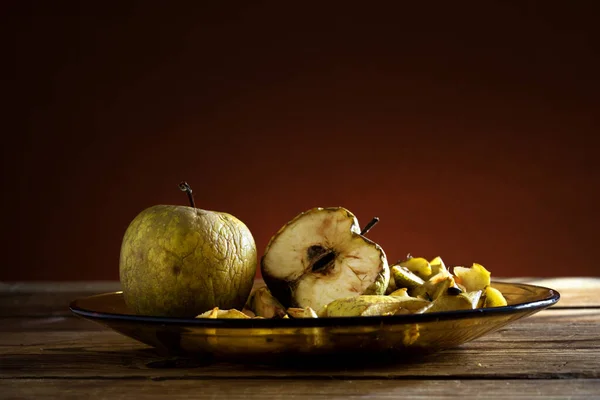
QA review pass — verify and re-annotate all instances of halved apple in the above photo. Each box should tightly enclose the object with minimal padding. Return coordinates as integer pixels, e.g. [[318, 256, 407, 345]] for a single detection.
[[261, 207, 389, 312]]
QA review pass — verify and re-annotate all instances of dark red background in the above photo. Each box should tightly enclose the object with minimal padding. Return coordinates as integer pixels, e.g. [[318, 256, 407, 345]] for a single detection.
[[3, 1, 599, 281]]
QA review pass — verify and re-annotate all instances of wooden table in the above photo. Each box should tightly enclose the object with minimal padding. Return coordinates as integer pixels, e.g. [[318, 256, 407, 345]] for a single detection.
[[1, 278, 599, 399]]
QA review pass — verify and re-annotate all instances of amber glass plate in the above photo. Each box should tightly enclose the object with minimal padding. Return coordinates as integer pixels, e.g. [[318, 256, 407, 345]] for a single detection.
[[70, 281, 559, 363]]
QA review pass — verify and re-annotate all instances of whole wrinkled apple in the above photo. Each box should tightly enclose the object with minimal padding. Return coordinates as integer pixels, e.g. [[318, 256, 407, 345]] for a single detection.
[[119, 182, 257, 317]]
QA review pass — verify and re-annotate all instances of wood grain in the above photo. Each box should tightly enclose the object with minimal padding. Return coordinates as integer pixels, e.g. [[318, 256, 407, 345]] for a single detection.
[[2, 379, 600, 400], [0, 292, 110, 317], [498, 277, 600, 308], [2, 344, 597, 380], [1, 309, 598, 380], [0, 316, 104, 332], [0, 281, 120, 317], [1, 278, 599, 399]]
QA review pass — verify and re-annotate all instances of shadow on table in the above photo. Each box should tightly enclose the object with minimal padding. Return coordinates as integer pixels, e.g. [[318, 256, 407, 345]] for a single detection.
[[18, 345, 455, 374], [145, 350, 441, 370]]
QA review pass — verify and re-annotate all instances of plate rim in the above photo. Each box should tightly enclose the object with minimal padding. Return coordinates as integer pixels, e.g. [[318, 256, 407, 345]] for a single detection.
[[69, 281, 560, 328]]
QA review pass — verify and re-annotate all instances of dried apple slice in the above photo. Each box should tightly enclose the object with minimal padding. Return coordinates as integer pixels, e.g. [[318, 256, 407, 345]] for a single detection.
[[429, 256, 448, 277], [324, 295, 403, 317], [245, 287, 287, 318], [398, 256, 432, 280], [425, 293, 478, 313], [286, 307, 319, 318], [453, 263, 491, 292], [195, 308, 250, 319], [484, 286, 508, 307], [391, 265, 425, 290]]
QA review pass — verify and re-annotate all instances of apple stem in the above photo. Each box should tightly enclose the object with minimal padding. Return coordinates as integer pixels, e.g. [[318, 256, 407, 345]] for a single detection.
[[360, 217, 379, 235], [178, 181, 196, 208]]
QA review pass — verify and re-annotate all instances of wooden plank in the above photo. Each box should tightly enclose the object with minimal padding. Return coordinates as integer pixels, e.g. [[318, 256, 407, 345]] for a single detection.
[[2, 278, 598, 316], [0, 316, 104, 332], [0, 292, 109, 317], [498, 277, 600, 308], [0, 282, 122, 293], [1, 340, 597, 380], [0, 281, 120, 317], [0, 310, 598, 380], [1, 379, 599, 399]]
